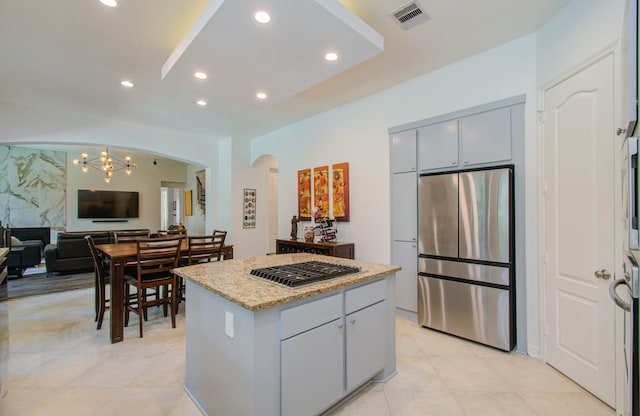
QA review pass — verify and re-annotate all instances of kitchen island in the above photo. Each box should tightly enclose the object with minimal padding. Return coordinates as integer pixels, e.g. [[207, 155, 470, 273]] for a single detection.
[[175, 253, 399, 416]]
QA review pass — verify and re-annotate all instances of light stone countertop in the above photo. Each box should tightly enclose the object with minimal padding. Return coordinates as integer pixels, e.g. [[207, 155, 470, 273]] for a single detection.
[[174, 253, 401, 311]]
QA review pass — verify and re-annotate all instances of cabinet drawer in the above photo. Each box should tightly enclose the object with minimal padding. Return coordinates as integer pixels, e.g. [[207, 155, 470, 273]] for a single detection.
[[345, 279, 386, 315], [281, 293, 342, 340]]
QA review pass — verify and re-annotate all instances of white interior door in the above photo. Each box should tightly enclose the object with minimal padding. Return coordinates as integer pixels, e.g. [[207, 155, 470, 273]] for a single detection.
[[542, 53, 616, 406]]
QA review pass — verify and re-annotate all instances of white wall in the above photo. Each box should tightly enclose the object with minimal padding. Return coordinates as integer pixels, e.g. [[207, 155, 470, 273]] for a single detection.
[[0, 102, 220, 168], [537, 0, 626, 86], [213, 138, 233, 239], [182, 164, 207, 236]]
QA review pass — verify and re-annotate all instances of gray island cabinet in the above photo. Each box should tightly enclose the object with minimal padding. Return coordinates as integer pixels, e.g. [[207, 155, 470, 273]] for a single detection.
[[175, 253, 399, 416]]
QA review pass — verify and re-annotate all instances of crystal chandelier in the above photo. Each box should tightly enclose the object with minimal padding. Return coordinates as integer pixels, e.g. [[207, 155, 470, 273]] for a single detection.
[[72, 148, 137, 183]]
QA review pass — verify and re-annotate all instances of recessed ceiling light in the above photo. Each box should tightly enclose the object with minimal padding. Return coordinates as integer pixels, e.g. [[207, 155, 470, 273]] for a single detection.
[[256, 92, 267, 100], [194, 71, 207, 80], [197, 100, 207, 106], [120, 80, 134, 88], [99, 0, 117, 7], [325, 52, 338, 61], [254, 10, 271, 24]]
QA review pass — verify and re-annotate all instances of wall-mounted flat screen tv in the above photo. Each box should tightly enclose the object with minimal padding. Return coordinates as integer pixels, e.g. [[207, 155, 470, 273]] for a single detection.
[[77, 190, 139, 219]]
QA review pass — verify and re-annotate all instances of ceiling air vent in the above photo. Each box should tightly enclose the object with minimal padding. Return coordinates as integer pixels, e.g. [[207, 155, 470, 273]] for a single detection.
[[391, 1, 430, 31]]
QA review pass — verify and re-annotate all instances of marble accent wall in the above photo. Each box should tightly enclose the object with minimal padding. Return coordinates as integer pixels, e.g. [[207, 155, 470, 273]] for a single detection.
[[0, 146, 66, 229]]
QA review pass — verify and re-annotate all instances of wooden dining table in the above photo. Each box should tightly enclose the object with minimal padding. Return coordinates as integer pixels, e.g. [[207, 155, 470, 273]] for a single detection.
[[96, 240, 233, 343]]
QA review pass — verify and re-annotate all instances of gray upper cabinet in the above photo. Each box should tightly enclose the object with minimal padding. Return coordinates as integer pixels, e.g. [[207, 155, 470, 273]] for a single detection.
[[390, 129, 417, 173], [417, 120, 458, 171], [417, 106, 513, 173], [459, 107, 511, 167]]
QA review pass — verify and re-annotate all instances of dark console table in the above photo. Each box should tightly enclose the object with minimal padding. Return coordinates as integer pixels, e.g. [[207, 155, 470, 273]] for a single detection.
[[275, 239, 354, 259]]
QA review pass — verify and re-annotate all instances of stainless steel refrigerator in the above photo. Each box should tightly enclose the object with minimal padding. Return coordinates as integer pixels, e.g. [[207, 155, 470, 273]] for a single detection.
[[417, 166, 515, 351]]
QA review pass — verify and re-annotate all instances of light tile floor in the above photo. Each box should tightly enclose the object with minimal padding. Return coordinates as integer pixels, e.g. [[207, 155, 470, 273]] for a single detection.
[[0, 288, 615, 416]]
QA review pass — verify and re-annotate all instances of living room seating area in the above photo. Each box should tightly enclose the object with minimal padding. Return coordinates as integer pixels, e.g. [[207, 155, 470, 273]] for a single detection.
[[2, 227, 49, 278], [44, 229, 151, 276]]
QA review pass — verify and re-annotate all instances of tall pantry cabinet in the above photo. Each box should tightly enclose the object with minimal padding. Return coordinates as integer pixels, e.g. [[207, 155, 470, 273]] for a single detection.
[[389, 130, 418, 312], [389, 95, 525, 318]]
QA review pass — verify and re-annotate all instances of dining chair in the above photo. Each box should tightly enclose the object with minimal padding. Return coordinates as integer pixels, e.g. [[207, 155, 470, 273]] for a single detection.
[[124, 236, 182, 338], [175, 231, 227, 311], [185, 232, 227, 265], [85, 235, 109, 330], [212, 230, 227, 243], [113, 229, 150, 243]]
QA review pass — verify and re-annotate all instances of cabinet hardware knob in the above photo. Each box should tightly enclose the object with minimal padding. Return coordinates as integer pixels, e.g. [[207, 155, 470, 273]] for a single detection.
[[338, 324, 344, 329], [594, 269, 611, 280], [617, 128, 627, 136], [451, 161, 456, 165], [350, 320, 356, 324], [464, 160, 469, 164]]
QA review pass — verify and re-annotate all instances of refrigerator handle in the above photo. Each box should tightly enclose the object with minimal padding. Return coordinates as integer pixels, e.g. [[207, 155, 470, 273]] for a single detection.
[[628, 138, 638, 248], [609, 278, 631, 312]]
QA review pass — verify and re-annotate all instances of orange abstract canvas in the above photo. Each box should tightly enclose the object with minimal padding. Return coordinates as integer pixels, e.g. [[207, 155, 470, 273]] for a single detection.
[[332, 162, 349, 222], [313, 166, 329, 218], [297, 169, 312, 220]]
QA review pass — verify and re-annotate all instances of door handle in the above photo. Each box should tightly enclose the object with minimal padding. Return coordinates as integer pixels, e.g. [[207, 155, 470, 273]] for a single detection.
[[594, 269, 611, 280], [609, 278, 631, 311]]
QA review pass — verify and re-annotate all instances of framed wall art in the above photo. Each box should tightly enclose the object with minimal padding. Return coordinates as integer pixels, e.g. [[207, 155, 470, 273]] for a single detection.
[[243, 188, 256, 228], [332, 162, 349, 222], [297, 169, 312, 220], [313, 165, 329, 218], [185, 190, 193, 216]]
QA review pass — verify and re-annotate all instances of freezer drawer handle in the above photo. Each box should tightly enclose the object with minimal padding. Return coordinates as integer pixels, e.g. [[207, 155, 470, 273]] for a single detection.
[[609, 278, 631, 312], [594, 269, 611, 280]]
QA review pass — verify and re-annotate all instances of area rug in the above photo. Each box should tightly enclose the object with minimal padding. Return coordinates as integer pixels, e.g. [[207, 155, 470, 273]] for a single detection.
[[8, 270, 94, 299]]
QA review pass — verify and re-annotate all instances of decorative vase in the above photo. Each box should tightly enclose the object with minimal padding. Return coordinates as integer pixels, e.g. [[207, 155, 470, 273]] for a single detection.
[[303, 226, 315, 242]]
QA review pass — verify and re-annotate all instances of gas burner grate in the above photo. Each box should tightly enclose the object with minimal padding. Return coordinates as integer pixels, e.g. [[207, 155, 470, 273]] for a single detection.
[[250, 261, 360, 288]]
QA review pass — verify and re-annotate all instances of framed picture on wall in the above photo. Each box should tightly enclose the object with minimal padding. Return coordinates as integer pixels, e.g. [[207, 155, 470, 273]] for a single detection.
[[185, 190, 193, 216], [332, 162, 349, 222], [243, 188, 256, 228], [297, 169, 312, 220], [313, 166, 329, 218]]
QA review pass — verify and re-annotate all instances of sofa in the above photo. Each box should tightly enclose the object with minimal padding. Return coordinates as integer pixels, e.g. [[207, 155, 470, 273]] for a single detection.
[[44, 229, 151, 275], [9, 227, 51, 247], [44, 231, 111, 275], [7, 235, 43, 278]]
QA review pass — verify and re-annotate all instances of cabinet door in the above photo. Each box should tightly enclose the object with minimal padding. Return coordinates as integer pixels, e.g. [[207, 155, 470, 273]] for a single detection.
[[281, 319, 344, 416], [391, 172, 417, 242], [392, 240, 417, 312], [459, 107, 511, 166], [346, 301, 387, 391], [390, 130, 417, 173], [417, 120, 458, 172]]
